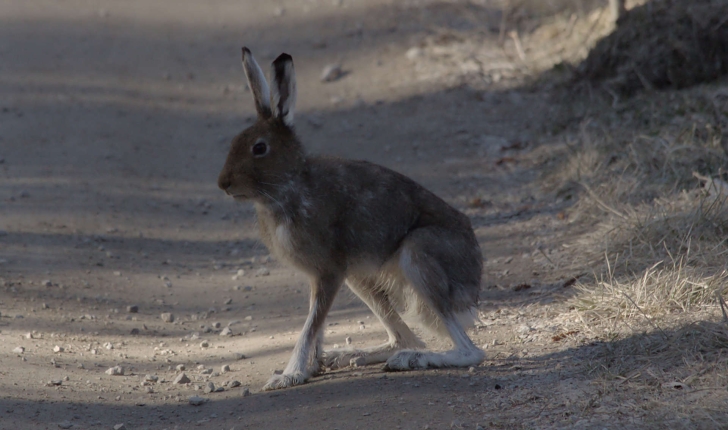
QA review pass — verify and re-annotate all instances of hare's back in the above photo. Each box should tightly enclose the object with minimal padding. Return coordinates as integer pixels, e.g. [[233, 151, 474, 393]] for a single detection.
[[307, 157, 471, 236]]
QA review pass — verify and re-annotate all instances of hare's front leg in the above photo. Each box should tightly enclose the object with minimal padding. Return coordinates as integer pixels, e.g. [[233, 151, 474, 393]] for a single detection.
[[263, 273, 342, 391]]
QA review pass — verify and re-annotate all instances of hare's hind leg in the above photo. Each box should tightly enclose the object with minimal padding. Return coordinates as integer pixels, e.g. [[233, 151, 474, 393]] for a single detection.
[[323, 277, 424, 370], [384, 228, 485, 371]]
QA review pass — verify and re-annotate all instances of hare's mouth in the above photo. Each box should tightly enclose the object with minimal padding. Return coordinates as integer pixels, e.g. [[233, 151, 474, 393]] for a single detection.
[[231, 193, 250, 201]]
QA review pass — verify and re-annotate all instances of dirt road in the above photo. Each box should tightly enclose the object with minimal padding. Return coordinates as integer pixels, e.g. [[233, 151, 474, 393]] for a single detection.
[[1, 1, 710, 429]]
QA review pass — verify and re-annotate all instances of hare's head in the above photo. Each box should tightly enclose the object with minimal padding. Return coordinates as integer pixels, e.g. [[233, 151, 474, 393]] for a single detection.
[[218, 48, 304, 201]]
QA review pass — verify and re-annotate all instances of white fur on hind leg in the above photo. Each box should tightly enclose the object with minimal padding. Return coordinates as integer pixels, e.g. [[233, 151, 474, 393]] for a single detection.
[[383, 317, 485, 371], [322, 348, 363, 369], [384, 348, 484, 371], [323, 341, 410, 369], [383, 349, 429, 371]]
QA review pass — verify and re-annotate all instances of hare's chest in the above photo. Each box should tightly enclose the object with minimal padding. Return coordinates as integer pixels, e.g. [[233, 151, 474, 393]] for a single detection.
[[260, 221, 299, 260], [273, 224, 296, 255]]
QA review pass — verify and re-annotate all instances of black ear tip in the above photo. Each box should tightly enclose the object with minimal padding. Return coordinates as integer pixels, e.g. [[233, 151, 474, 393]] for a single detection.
[[273, 53, 293, 65], [242, 47, 252, 58]]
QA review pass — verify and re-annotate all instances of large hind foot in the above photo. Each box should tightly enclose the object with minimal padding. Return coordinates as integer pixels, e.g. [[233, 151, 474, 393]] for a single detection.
[[323, 342, 406, 370], [383, 347, 485, 371], [322, 349, 365, 369]]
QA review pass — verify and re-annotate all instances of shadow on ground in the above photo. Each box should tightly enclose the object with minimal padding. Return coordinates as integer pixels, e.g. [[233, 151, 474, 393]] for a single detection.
[[1, 319, 725, 429]]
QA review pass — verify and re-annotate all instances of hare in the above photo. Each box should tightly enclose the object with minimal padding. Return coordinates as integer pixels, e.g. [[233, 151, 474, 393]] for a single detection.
[[218, 48, 485, 391]]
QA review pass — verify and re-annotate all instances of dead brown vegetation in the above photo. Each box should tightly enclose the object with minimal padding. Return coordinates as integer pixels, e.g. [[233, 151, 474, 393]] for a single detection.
[[576, 0, 728, 95]]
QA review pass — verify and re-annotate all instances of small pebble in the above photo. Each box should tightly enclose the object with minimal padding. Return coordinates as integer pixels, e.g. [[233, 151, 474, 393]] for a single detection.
[[226, 380, 241, 388], [307, 115, 324, 128], [144, 374, 158, 382], [49, 379, 63, 386], [200, 340, 209, 348], [13, 346, 25, 354], [113, 424, 127, 430], [126, 305, 139, 313], [321, 64, 343, 82], [57, 421, 73, 429], [173, 373, 190, 384], [220, 327, 232, 336], [241, 387, 251, 397], [161, 312, 175, 323], [405, 47, 424, 60], [345, 336, 352, 345], [255, 268, 270, 277], [105, 366, 124, 376], [221, 364, 230, 373], [203, 381, 215, 393], [212, 322, 221, 329], [188, 395, 207, 406], [42, 280, 52, 287], [53, 346, 64, 353], [232, 269, 245, 281], [234, 353, 246, 360], [130, 328, 140, 335], [176, 364, 186, 371]]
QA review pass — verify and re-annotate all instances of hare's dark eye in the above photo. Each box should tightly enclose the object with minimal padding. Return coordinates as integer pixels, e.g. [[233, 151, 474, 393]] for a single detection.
[[251, 141, 269, 157]]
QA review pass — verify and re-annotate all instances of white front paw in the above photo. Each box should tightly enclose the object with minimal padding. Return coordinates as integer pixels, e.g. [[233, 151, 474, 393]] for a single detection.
[[262, 372, 307, 391], [384, 350, 427, 371]]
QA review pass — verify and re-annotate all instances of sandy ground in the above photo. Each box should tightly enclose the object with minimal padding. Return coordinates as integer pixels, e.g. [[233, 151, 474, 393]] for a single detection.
[[0, 0, 711, 429]]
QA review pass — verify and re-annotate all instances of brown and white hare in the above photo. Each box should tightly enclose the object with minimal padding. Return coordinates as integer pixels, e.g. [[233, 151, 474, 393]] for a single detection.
[[218, 48, 485, 391]]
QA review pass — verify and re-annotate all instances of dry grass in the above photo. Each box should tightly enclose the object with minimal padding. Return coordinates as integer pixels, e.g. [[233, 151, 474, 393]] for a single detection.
[[405, 0, 624, 89], [576, 0, 728, 95], [577, 259, 728, 322], [578, 190, 728, 269], [567, 124, 728, 344], [571, 227, 728, 426], [545, 71, 728, 426]]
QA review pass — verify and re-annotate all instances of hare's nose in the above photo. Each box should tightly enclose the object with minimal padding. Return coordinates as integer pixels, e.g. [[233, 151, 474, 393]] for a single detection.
[[217, 175, 232, 193]]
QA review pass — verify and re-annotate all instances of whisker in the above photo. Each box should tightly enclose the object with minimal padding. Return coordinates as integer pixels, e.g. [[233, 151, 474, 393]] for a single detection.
[[258, 189, 291, 222]]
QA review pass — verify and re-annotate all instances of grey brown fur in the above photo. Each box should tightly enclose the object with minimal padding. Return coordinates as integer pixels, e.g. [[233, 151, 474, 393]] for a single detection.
[[218, 48, 485, 391]]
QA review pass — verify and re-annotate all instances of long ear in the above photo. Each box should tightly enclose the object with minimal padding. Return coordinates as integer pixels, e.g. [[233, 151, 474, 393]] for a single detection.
[[270, 53, 297, 127], [241, 47, 271, 118]]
